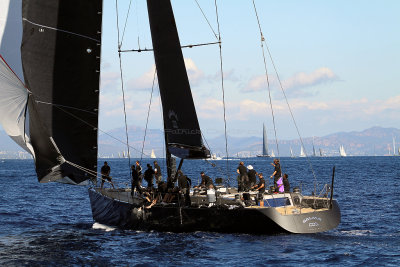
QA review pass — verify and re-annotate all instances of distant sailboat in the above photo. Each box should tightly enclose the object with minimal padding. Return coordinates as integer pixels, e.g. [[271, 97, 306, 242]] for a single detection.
[[319, 148, 323, 157], [256, 124, 270, 157], [393, 137, 396, 156], [312, 137, 316, 157], [290, 146, 295, 158], [150, 149, 156, 158], [211, 153, 222, 160], [270, 149, 275, 158], [339, 145, 347, 157], [299, 146, 306, 157]]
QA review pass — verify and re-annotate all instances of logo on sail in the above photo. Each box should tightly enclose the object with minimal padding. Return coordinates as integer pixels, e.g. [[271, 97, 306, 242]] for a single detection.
[[168, 110, 179, 129]]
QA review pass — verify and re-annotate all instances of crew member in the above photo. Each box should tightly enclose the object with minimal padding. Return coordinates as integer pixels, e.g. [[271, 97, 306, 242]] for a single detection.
[[237, 161, 248, 191], [251, 173, 265, 193], [100, 161, 114, 189], [154, 161, 162, 184], [283, 173, 290, 193], [196, 171, 214, 189], [131, 164, 142, 195], [270, 159, 281, 192], [144, 164, 155, 189]]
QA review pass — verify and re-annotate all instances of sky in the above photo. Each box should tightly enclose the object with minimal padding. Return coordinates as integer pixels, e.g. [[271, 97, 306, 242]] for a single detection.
[[98, 0, 400, 141], [1, 0, 399, 142]]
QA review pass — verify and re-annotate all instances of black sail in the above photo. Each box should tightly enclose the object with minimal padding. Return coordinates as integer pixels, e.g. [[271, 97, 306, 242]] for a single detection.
[[146, 0, 210, 159], [21, 0, 103, 184]]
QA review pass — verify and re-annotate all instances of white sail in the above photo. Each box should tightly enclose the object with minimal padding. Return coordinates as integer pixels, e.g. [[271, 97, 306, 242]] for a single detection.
[[0, 56, 34, 155], [339, 145, 347, 157], [299, 146, 306, 157], [0, 0, 34, 155], [290, 146, 294, 158], [270, 150, 275, 157], [393, 136, 396, 156], [150, 149, 156, 158]]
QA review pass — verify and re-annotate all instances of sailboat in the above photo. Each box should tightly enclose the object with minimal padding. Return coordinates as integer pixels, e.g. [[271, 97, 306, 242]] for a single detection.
[[270, 149, 275, 158], [150, 149, 156, 159], [0, 0, 340, 234], [339, 145, 347, 157], [312, 137, 317, 157], [299, 146, 306, 157], [290, 146, 295, 158], [256, 124, 270, 157]]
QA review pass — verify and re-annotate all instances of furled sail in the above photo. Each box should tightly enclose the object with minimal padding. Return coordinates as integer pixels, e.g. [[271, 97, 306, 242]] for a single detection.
[[19, 0, 103, 184], [146, 0, 210, 159]]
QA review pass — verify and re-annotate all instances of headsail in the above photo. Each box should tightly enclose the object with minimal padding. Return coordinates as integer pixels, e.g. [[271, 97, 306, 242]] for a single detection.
[[146, 0, 210, 159], [20, 0, 103, 184], [0, 55, 33, 155], [0, 0, 24, 80]]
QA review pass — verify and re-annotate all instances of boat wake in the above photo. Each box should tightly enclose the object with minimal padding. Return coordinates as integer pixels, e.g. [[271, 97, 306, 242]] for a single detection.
[[92, 222, 116, 232], [340, 230, 372, 236]]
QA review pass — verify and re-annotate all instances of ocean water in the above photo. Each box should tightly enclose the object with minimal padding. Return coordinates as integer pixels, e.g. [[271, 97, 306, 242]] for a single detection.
[[0, 156, 399, 266]]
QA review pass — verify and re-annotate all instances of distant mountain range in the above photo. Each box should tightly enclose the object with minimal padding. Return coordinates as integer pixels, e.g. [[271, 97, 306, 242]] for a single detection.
[[1, 126, 399, 158]]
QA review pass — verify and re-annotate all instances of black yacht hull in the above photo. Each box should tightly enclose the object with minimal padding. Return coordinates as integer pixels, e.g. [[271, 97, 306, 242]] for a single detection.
[[88, 188, 340, 234]]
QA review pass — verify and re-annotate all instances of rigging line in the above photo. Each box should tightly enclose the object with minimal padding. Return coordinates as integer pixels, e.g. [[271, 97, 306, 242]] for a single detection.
[[120, 0, 133, 46], [118, 52, 132, 174], [50, 104, 150, 157], [140, 68, 157, 161], [251, 0, 280, 160], [116, 0, 132, 176], [35, 100, 97, 115], [194, 0, 218, 40], [118, 41, 221, 53], [214, 0, 230, 184], [158, 90, 166, 172], [22, 18, 100, 43], [115, 0, 122, 49], [262, 42, 318, 184], [251, 21, 318, 185], [65, 160, 121, 188]]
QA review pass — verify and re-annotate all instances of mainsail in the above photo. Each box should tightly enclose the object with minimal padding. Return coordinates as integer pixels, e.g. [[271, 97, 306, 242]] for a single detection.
[[146, 0, 210, 160], [0, 1, 103, 185]]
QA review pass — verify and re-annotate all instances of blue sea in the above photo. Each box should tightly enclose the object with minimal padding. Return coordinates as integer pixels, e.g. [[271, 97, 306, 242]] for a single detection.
[[0, 156, 399, 266]]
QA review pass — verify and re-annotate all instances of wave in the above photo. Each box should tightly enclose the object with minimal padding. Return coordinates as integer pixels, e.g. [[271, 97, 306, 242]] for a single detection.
[[92, 222, 116, 232]]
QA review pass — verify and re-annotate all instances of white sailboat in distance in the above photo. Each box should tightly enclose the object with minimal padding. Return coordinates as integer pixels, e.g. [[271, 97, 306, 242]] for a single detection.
[[299, 146, 306, 157], [339, 145, 347, 157], [150, 149, 156, 158]]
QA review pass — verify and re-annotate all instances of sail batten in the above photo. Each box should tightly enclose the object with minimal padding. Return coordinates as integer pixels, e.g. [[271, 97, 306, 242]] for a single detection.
[[146, 0, 210, 159]]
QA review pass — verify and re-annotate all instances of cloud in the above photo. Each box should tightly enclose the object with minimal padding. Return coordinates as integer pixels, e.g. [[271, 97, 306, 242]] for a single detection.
[[100, 71, 120, 91], [242, 67, 339, 98], [184, 58, 204, 85], [125, 57, 205, 91], [126, 65, 157, 91]]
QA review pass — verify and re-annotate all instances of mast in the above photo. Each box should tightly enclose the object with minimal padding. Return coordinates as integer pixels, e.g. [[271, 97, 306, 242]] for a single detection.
[[146, 0, 210, 175], [262, 123, 269, 156]]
